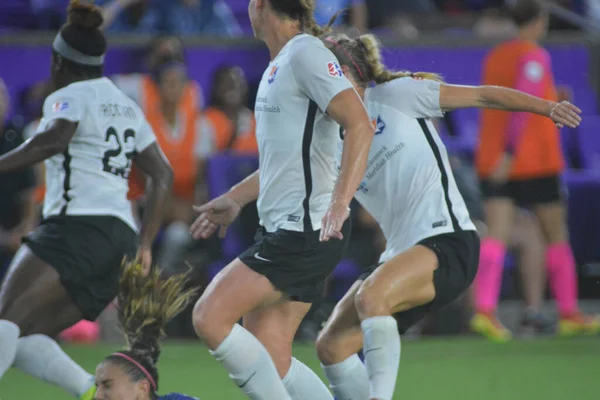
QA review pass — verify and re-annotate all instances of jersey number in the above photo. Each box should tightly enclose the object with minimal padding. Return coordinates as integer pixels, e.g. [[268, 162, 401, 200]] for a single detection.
[[102, 127, 136, 179]]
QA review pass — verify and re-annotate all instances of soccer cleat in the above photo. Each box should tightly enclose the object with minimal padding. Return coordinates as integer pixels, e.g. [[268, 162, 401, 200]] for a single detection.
[[470, 312, 512, 342], [558, 312, 600, 337], [79, 385, 96, 400]]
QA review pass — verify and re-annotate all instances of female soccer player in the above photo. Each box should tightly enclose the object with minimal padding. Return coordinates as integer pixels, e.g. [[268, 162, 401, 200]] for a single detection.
[[189, 0, 375, 399], [315, 32, 581, 400], [0, 1, 172, 398], [474, 0, 599, 341], [93, 259, 199, 400]]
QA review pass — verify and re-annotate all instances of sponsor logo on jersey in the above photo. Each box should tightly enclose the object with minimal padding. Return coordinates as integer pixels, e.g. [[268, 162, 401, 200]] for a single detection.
[[52, 101, 69, 112], [287, 215, 301, 222], [327, 61, 343, 78], [268, 65, 279, 84], [372, 115, 386, 135]]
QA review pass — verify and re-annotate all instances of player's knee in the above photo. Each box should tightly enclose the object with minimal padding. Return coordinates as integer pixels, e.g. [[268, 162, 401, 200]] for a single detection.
[[316, 328, 343, 365], [192, 297, 229, 349], [354, 283, 390, 318]]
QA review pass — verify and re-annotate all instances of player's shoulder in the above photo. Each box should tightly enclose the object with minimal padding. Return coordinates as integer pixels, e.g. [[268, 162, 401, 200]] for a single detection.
[[369, 77, 435, 103], [288, 34, 330, 60]]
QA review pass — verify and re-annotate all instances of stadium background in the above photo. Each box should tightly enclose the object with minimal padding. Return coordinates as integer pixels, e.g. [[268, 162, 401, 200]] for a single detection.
[[0, 0, 599, 399]]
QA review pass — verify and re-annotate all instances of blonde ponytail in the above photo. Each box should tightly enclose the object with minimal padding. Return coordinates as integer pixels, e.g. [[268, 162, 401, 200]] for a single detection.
[[356, 34, 443, 84]]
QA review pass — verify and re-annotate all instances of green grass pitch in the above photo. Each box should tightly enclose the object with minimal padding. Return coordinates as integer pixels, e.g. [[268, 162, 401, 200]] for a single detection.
[[1, 338, 598, 399]]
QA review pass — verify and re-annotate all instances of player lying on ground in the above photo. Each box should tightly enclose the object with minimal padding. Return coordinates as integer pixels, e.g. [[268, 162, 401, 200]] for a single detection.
[[93, 259, 199, 400]]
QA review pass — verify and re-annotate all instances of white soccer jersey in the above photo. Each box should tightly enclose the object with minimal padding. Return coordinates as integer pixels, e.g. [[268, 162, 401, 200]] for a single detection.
[[338, 77, 475, 263], [36, 77, 157, 231], [255, 34, 354, 232]]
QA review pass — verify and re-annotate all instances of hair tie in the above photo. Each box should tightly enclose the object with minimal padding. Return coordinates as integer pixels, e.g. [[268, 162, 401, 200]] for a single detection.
[[111, 352, 157, 390], [325, 38, 366, 82]]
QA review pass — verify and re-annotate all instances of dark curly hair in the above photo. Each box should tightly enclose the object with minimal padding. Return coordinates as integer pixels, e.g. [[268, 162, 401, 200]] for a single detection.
[[54, 0, 107, 77], [103, 259, 198, 397]]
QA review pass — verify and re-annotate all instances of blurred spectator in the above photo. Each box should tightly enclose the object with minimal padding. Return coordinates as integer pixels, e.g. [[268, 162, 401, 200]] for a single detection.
[[0, 78, 37, 280], [473, 8, 517, 37], [199, 65, 259, 265], [127, 57, 209, 270], [366, 0, 436, 30], [314, 0, 368, 32], [157, 0, 242, 37], [112, 36, 202, 109], [200, 66, 257, 154], [97, 0, 159, 34]]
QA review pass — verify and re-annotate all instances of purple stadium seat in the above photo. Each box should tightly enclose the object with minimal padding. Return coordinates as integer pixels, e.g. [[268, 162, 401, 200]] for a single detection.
[[563, 169, 600, 265], [206, 153, 259, 263], [576, 115, 600, 171], [328, 259, 363, 301]]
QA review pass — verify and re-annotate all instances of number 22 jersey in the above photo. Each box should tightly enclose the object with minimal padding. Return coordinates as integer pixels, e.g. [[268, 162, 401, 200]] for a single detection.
[[36, 77, 157, 231]]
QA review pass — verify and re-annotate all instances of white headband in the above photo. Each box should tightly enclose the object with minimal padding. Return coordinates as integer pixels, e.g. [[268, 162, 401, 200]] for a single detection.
[[52, 33, 105, 66]]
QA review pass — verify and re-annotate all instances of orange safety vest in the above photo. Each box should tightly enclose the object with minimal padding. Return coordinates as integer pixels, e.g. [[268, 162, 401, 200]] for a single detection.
[[128, 76, 201, 201], [476, 39, 563, 180], [202, 107, 258, 153]]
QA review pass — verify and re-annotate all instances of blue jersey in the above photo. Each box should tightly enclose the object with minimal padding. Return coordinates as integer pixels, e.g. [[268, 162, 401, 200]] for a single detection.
[[159, 394, 199, 400]]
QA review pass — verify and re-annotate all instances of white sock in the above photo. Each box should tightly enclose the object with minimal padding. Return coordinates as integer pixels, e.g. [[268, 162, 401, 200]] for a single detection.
[[283, 357, 333, 400], [0, 320, 20, 379], [13, 334, 94, 398], [322, 354, 369, 400], [210, 324, 292, 400], [362, 316, 401, 400]]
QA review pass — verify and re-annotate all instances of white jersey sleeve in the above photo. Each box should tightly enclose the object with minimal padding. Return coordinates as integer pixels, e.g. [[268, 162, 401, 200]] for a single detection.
[[136, 118, 157, 153], [378, 77, 443, 119], [41, 87, 87, 124], [290, 43, 354, 113]]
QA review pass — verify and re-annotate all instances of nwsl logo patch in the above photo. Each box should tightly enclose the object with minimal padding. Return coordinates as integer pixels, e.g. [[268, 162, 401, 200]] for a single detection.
[[327, 61, 343, 78], [52, 101, 69, 112], [268, 65, 278, 84]]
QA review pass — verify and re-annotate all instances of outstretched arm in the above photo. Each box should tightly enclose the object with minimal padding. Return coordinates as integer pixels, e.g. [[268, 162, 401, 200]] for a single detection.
[[439, 84, 580, 125], [0, 119, 77, 173]]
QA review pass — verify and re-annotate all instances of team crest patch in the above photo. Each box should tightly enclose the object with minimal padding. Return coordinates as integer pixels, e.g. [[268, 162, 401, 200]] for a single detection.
[[268, 65, 279, 84], [372, 115, 386, 135], [52, 101, 69, 112], [327, 61, 343, 77]]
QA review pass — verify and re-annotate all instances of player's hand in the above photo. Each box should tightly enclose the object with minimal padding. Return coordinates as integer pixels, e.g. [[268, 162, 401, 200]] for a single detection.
[[136, 245, 152, 276], [190, 194, 243, 239], [548, 101, 582, 129], [320, 200, 350, 242], [489, 152, 513, 185]]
